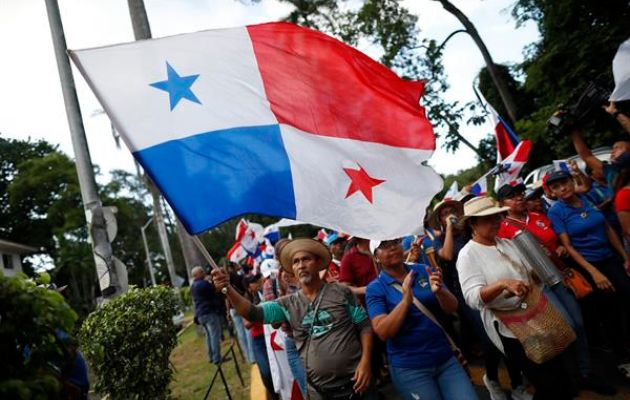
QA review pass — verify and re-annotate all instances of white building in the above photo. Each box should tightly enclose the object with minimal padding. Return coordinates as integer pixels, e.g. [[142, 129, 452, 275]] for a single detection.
[[0, 239, 38, 277]]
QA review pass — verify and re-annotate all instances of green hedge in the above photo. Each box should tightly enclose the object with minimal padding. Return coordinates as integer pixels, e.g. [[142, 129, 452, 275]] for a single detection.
[[80, 286, 178, 399]]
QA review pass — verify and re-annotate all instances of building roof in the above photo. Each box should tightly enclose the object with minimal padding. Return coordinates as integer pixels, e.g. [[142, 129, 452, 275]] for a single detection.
[[0, 239, 39, 254]]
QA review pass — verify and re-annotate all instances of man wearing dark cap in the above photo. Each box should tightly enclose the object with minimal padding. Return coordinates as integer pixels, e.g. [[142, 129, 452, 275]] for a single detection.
[[212, 238, 374, 400]]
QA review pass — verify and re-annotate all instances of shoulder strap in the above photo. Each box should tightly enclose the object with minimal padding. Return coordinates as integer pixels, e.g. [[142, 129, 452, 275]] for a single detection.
[[391, 283, 460, 353], [304, 284, 327, 392]]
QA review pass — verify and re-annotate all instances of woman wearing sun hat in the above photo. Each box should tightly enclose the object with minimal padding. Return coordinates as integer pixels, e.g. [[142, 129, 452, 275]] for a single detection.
[[431, 197, 527, 400], [456, 196, 574, 400]]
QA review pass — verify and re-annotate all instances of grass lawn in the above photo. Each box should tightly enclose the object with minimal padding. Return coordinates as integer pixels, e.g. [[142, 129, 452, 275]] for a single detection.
[[170, 323, 251, 400]]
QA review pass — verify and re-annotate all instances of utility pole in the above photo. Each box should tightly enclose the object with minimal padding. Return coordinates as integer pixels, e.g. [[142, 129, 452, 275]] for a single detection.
[[435, 0, 519, 125], [127, 0, 205, 285], [140, 217, 157, 286], [45, 0, 122, 298]]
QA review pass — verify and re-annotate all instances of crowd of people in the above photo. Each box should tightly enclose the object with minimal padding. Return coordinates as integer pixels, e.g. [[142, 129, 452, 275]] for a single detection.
[[190, 107, 630, 400]]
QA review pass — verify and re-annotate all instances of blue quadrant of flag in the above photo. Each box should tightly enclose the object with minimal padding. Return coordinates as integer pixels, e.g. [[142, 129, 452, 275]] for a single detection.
[[135, 125, 297, 233]]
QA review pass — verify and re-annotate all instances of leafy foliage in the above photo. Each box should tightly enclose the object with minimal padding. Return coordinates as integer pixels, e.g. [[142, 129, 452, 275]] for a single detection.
[[511, 0, 630, 161], [79, 286, 178, 399], [0, 274, 78, 399], [0, 136, 187, 317]]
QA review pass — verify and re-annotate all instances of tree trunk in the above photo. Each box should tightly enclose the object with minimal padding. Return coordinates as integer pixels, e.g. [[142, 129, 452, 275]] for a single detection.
[[435, 0, 519, 125]]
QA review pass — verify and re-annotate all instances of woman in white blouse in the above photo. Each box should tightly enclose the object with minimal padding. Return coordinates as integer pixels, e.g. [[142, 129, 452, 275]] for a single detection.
[[456, 196, 573, 400]]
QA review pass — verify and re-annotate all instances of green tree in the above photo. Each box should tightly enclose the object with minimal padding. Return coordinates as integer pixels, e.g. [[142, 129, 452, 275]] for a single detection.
[[0, 136, 59, 269], [0, 137, 172, 317], [0, 274, 78, 399], [512, 0, 630, 161]]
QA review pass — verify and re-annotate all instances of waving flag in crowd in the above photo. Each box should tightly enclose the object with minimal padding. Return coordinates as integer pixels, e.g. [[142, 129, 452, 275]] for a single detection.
[[469, 175, 489, 196], [235, 219, 263, 255], [490, 105, 521, 162], [493, 140, 532, 189], [553, 160, 571, 172], [315, 229, 328, 242], [227, 242, 248, 263], [263, 224, 281, 245], [474, 86, 520, 162], [70, 22, 441, 240], [444, 181, 459, 200], [611, 38, 630, 102]]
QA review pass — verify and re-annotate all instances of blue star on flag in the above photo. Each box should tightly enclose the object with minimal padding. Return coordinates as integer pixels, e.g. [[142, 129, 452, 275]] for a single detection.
[[150, 62, 201, 110]]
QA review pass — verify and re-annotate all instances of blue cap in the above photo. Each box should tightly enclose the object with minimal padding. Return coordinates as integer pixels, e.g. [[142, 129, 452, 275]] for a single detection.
[[401, 235, 415, 252], [545, 170, 572, 185], [324, 232, 338, 246]]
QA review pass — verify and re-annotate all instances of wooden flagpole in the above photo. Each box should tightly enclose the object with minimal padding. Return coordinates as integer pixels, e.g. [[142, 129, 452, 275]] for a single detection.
[[192, 236, 221, 270]]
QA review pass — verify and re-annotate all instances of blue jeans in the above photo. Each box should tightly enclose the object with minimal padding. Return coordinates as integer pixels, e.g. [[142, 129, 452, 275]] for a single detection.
[[545, 284, 591, 375], [252, 333, 275, 394], [390, 356, 478, 400], [285, 335, 306, 396], [230, 309, 253, 364], [198, 312, 222, 364]]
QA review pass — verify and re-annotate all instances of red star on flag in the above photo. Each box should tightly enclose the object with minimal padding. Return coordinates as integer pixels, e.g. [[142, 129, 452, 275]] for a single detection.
[[343, 165, 386, 204]]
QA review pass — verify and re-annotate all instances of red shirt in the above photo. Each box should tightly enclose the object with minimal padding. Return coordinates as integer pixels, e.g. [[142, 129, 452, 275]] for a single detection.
[[250, 321, 264, 338], [339, 246, 378, 288], [615, 187, 630, 212], [322, 259, 341, 283], [498, 212, 559, 253]]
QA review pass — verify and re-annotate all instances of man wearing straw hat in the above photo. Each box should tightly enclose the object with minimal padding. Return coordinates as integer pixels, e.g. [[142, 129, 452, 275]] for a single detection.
[[211, 238, 374, 400]]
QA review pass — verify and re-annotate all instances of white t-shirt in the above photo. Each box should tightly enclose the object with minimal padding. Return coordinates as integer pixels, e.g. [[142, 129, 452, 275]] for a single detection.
[[456, 238, 534, 353]]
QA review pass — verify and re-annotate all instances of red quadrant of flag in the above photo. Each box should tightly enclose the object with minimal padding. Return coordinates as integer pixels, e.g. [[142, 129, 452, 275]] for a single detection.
[[247, 22, 435, 150]]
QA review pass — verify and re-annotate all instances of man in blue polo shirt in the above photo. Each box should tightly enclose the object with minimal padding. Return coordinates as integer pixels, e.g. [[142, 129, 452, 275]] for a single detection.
[[365, 239, 476, 400]]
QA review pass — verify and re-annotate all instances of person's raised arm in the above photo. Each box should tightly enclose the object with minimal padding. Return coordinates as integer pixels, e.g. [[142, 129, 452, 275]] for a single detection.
[[438, 220, 456, 261], [570, 129, 603, 175], [428, 266, 458, 313], [211, 268, 263, 322], [369, 271, 414, 341]]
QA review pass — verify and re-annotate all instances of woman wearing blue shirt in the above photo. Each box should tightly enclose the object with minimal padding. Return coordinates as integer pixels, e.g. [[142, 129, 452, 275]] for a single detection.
[[366, 239, 477, 400], [546, 170, 630, 296], [547, 170, 630, 372]]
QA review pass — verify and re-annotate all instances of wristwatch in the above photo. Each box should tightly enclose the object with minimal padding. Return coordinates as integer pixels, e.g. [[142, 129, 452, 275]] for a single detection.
[[221, 285, 230, 294]]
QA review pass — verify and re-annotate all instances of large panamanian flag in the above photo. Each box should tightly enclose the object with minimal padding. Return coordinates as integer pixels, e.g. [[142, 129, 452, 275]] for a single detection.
[[70, 22, 442, 240]]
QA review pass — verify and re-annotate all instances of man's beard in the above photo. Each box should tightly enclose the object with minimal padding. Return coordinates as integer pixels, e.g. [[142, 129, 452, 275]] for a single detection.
[[299, 273, 313, 285]]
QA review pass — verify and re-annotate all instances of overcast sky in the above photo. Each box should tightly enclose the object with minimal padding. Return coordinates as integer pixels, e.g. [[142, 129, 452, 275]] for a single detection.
[[0, 0, 538, 182]]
